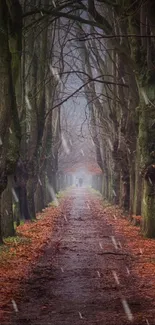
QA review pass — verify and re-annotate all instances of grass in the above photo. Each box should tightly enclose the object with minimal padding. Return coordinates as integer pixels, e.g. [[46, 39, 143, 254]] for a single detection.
[[48, 188, 71, 206], [48, 200, 58, 207], [14, 220, 24, 230], [88, 187, 102, 196], [4, 235, 31, 245], [102, 200, 112, 207], [0, 235, 31, 260], [56, 190, 65, 198]]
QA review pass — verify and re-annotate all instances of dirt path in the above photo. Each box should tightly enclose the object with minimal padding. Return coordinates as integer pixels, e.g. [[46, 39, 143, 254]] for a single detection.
[[10, 189, 151, 325]]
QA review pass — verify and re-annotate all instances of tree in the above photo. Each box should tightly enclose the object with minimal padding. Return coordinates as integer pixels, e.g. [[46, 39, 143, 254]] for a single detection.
[[0, 0, 22, 240]]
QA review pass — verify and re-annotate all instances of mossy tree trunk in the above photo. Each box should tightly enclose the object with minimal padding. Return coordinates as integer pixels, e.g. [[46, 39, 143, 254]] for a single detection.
[[16, 186, 31, 221], [107, 154, 113, 202], [0, 221, 3, 244], [113, 168, 120, 205], [119, 171, 130, 211], [27, 179, 36, 220], [102, 174, 108, 198], [26, 54, 38, 220], [35, 174, 46, 213], [112, 143, 121, 205], [138, 85, 155, 237], [125, 0, 155, 236], [1, 175, 15, 237], [0, 0, 22, 241], [14, 159, 31, 222], [128, 159, 135, 215], [98, 174, 103, 193], [25, 7, 49, 218], [27, 160, 38, 219], [133, 139, 142, 215], [0, 1, 12, 241]]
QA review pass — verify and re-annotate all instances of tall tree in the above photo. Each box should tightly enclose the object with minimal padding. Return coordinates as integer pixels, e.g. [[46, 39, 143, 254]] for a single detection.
[[0, 0, 22, 240]]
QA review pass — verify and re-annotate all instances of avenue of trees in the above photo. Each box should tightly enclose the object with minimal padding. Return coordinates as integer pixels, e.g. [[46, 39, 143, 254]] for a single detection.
[[0, 0, 155, 240]]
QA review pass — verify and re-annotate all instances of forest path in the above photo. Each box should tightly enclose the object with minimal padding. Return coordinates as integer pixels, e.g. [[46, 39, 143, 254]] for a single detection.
[[10, 188, 150, 325]]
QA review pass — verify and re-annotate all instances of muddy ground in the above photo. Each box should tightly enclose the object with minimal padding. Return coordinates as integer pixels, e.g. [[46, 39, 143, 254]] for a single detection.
[[7, 189, 153, 324]]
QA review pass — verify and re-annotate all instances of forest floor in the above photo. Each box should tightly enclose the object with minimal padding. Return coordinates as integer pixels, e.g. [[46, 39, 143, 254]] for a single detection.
[[1, 188, 155, 324]]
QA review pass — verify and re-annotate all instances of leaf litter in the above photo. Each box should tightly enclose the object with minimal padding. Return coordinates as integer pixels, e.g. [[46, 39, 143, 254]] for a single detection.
[[1, 190, 155, 324], [0, 203, 62, 322]]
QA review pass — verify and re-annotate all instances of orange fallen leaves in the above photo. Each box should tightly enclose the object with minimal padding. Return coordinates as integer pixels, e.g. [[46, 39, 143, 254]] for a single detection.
[[92, 197, 155, 306], [2, 191, 155, 323], [0, 204, 61, 322]]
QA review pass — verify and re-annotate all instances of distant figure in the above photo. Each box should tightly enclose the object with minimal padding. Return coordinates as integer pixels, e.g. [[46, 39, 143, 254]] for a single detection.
[[79, 178, 83, 187]]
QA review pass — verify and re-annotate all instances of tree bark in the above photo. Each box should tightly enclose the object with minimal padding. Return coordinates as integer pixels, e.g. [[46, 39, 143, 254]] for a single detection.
[[27, 176, 36, 219], [129, 160, 135, 215], [1, 175, 15, 237], [0, 200, 3, 244], [134, 140, 142, 215], [138, 86, 155, 237], [35, 174, 46, 213], [0, 0, 22, 241]]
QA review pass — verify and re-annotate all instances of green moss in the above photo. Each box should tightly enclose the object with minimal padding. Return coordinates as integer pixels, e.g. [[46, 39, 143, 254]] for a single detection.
[[142, 181, 155, 238], [56, 191, 64, 198], [138, 85, 155, 170], [128, 14, 155, 87], [13, 220, 24, 230], [48, 200, 58, 207], [4, 235, 31, 245], [88, 187, 102, 196]]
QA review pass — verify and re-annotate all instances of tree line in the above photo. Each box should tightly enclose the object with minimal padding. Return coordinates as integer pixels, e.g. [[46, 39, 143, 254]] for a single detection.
[[0, 0, 155, 241]]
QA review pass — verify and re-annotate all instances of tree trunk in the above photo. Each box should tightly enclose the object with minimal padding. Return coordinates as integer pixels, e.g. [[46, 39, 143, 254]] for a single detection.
[[134, 141, 142, 215], [14, 199, 20, 227], [0, 1, 13, 241], [16, 186, 31, 221], [98, 175, 102, 193], [1, 175, 15, 237], [108, 171, 113, 202], [35, 184, 45, 213], [113, 166, 120, 205], [51, 171, 57, 193], [129, 161, 135, 215], [138, 85, 155, 237], [102, 173, 109, 199], [119, 172, 130, 211], [27, 177, 36, 219], [0, 200, 3, 244], [0, 0, 22, 240], [142, 178, 155, 237], [35, 175, 46, 213]]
